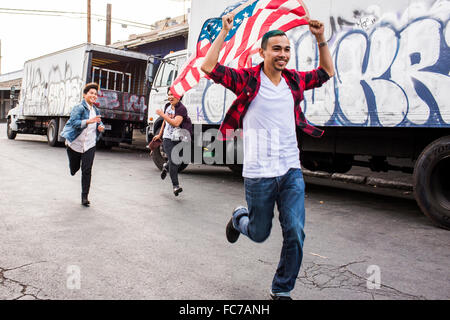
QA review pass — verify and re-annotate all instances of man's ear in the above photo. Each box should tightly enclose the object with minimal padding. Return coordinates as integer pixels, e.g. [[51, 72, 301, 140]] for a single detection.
[[259, 48, 265, 59]]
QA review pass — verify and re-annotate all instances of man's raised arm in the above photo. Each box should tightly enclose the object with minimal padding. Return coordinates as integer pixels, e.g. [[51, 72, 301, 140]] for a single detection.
[[201, 13, 235, 74], [309, 20, 335, 78]]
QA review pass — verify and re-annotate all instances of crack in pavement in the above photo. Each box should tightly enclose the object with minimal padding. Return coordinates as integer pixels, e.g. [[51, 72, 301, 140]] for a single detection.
[[0, 262, 49, 300], [296, 260, 426, 300]]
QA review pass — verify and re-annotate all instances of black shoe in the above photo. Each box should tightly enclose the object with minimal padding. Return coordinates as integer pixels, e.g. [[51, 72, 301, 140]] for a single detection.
[[81, 194, 90, 207], [270, 293, 292, 300], [226, 218, 240, 243], [173, 186, 183, 196], [161, 163, 168, 180], [226, 207, 245, 243]]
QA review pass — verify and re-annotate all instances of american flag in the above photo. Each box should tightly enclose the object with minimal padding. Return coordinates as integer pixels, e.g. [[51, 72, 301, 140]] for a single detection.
[[170, 0, 310, 99]]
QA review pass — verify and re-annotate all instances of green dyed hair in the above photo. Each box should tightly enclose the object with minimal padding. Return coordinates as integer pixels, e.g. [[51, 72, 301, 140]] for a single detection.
[[261, 30, 287, 49]]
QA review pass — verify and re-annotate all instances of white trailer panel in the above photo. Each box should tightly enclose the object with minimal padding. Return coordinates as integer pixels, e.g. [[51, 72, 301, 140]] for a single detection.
[[19, 44, 87, 117], [180, 0, 450, 128]]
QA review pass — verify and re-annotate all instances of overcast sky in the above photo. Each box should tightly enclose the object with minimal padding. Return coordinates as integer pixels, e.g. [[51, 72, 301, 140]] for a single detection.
[[0, 0, 191, 74]]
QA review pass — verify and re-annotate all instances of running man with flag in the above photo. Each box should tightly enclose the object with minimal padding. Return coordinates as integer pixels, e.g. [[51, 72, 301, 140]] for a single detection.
[[200, 1, 334, 300]]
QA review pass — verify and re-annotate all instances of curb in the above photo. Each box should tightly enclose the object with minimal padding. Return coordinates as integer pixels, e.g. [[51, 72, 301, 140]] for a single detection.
[[302, 169, 413, 192]]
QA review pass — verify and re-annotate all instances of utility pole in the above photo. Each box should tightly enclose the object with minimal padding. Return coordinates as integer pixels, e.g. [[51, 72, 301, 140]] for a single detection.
[[106, 3, 112, 45], [87, 0, 92, 43]]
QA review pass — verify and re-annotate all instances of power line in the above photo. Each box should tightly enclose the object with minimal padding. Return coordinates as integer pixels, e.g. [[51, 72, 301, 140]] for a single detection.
[[0, 10, 84, 19], [0, 7, 155, 29], [0, 7, 85, 15], [0, 11, 153, 29]]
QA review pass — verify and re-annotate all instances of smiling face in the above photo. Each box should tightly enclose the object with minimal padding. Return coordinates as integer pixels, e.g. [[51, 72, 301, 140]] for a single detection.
[[259, 35, 291, 72], [83, 88, 98, 106], [167, 90, 180, 106]]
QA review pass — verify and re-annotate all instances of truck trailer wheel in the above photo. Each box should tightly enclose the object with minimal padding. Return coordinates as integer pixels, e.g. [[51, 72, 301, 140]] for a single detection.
[[152, 144, 188, 173], [151, 125, 188, 173], [413, 136, 450, 229], [47, 119, 60, 147], [7, 117, 17, 140], [152, 143, 167, 170]]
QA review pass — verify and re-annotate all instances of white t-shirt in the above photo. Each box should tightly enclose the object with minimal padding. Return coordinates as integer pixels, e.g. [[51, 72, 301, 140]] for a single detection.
[[242, 70, 301, 178], [67, 105, 97, 153], [162, 107, 176, 140]]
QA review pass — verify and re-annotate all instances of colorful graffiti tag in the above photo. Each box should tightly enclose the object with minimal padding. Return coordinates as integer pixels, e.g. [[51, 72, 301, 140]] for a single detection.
[[97, 89, 148, 122]]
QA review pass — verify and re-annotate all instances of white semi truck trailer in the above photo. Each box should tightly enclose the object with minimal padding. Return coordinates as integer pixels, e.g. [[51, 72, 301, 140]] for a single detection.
[[7, 43, 150, 148], [146, 0, 450, 229]]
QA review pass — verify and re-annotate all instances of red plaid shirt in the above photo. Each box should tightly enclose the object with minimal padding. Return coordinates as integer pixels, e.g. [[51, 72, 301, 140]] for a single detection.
[[208, 62, 330, 140]]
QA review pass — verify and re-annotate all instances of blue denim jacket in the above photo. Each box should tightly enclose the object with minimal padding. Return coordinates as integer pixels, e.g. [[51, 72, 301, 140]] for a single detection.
[[60, 100, 104, 143]]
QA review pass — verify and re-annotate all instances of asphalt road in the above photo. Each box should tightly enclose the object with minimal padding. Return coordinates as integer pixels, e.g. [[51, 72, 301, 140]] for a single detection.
[[0, 125, 449, 300]]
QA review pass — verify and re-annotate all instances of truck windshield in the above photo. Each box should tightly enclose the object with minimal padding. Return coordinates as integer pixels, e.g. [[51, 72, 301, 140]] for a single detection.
[[154, 59, 178, 88]]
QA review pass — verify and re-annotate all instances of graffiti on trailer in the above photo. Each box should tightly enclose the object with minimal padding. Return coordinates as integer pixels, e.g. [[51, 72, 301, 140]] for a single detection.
[[21, 62, 83, 116], [199, 0, 450, 128], [96, 89, 148, 122], [329, 6, 381, 36]]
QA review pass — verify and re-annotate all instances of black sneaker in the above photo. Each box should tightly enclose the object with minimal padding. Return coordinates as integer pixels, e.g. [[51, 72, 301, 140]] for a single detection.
[[270, 293, 292, 300], [81, 194, 90, 207], [161, 163, 168, 180], [226, 214, 243, 244], [173, 186, 183, 196], [226, 207, 247, 243], [226, 218, 240, 243]]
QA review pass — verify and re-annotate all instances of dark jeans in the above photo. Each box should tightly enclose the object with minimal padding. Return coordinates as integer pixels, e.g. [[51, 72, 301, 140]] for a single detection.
[[163, 138, 181, 187], [66, 146, 96, 196], [232, 168, 306, 294]]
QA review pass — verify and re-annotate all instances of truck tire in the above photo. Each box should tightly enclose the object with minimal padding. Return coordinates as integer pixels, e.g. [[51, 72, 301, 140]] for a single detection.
[[413, 136, 450, 229], [7, 117, 17, 140], [47, 119, 60, 147], [152, 143, 167, 170], [152, 145, 188, 173], [96, 139, 114, 150], [151, 125, 188, 173]]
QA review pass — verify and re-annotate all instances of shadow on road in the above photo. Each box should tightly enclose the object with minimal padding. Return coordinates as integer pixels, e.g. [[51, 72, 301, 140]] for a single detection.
[[304, 183, 435, 228]]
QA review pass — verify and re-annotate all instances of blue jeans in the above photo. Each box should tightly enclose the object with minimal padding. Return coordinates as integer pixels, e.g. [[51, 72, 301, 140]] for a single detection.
[[233, 168, 306, 294], [163, 138, 181, 187]]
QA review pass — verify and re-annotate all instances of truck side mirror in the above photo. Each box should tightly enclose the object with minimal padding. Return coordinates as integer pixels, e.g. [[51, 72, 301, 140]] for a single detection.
[[146, 62, 155, 85]]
